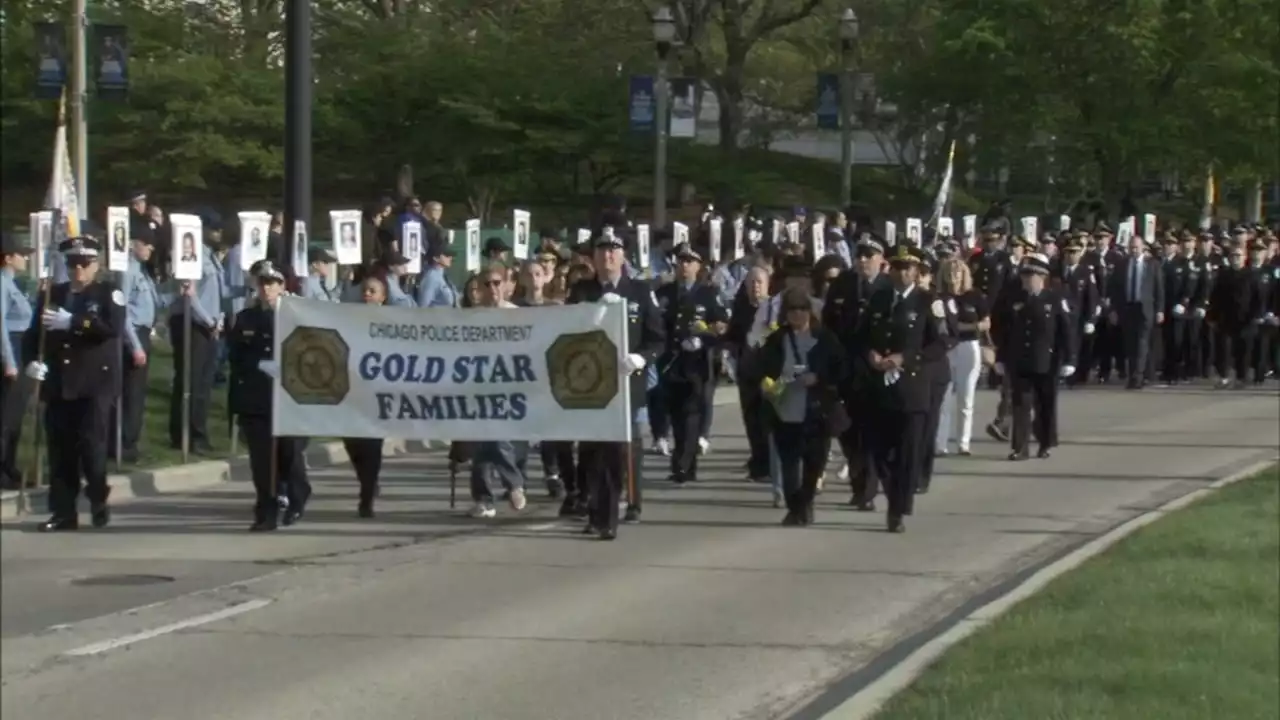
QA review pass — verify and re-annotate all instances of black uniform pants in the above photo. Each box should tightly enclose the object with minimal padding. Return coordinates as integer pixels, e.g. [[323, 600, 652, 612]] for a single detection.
[[1214, 328, 1252, 381], [1011, 371, 1057, 455], [342, 438, 383, 503], [114, 328, 152, 454], [540, 441, 577, 491], [582, 426, 643, 531], [919, 378, 949, 491], [45, 395, 112, 518], [1073, 325, 1097, 384], [737, 377, 770, 479], [1251, 325, 1275, 381], [1121, 304, 1154, 383], [845, 397, 882, 502], [1099, 317, 1126, 378], [773, 420, 830, 513], [872, 408, 928, 518], [168, 317, 218, 448], [666, 376, 707, 480], [240, 414, 309, 519], [1200, 319, 1216, 378], [647, 383, 669, 442], [1, 332, 31, 486], [1163, 317, 1201, 381]]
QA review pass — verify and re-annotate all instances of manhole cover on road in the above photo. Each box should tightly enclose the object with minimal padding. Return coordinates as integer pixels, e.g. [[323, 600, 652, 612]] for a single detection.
[[70, 574, 176, 587]]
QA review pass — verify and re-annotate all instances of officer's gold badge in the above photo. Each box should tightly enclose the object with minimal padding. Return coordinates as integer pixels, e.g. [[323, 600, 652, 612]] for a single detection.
[[546, 330, 621, 410], [280, 327, 351, 405]]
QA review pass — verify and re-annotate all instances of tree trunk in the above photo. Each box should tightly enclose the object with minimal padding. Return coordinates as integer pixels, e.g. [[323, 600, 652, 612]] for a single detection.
[[716, 53, 748, 152]]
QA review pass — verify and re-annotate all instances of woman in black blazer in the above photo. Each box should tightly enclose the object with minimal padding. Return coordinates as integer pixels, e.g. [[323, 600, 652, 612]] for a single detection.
[[757, 287, 847, 525]]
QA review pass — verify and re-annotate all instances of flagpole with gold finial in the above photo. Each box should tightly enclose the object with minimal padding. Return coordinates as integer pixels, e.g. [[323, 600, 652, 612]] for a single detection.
[[19, 90, 70, 516]]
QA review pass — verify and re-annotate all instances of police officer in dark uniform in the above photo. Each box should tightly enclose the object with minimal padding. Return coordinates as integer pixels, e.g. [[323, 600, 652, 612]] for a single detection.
[[1085, 223, 1125, 382], [655, 243, 728, 485], [1196, 231, 1228, 377], [918, 244, 958, 495], [1054, 233, 1100, 386], [228, 261, 310, 531], [566, 229, 665, 540], [995, 253, 1078, 461], [22, 231, 124, 531], [985, 233, 1036, 441], [823, 234, 890, 510], [1161, 230, 1208, 383], [858, 244, 950, 533]]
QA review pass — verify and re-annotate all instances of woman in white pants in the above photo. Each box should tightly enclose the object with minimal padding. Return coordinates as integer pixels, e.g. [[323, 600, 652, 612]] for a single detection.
[[936, 259, 990, 455]]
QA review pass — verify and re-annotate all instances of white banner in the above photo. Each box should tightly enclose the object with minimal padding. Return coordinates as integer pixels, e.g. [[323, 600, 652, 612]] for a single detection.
[[937, 217, 954, 239], [330, 209, 363, 265], [106, 206, 130, 272], [905, 217, 922, 246], [885, 221, 897, 247], [732, 217, 744, 259], [636, 224, 651, 269], [962, 215, 977, 248], [239, 211, 271, 271], [673, 222, 689, 247], [709, 218, 722, 263], [402, 220, 423, 274], [271, 299, 633, 442], [292, 220, 308, 275], [811, 221, 825, 259], [30, 211, 53, 280]]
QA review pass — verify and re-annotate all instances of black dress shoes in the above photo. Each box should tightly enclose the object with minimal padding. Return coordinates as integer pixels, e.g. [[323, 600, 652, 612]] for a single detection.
[[1008, 451, 1026, 461], [887, 514, 905, 533], [38, 515, 78, 532], [623, 505, 641, 524], [1036, 448, 1052, 459], [598, 527, 617, 541], [249, 518, 278, 532], [357, 500, 374, 518], [90, 503, 110, 528]]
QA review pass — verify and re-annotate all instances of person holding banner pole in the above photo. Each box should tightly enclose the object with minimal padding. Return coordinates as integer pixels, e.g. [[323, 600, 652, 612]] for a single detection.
[[343, 275, 389, 518], [229, 261, 309, 531], [23, 231, 124, 532], [567, 230, 665, 540], [111, 226, 160, 465], [0, 235, 36, 490], [169, 241, 225, 457]]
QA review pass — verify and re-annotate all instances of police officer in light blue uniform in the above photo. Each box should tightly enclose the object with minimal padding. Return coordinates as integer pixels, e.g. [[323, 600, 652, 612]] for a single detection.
[[115, 227, 163, 462], [380, 251, 417, 307], [168, 240, 226, 453], [1, 233, 36, 488], [416, 241, 459, 307], [303, 247, 339, 302]]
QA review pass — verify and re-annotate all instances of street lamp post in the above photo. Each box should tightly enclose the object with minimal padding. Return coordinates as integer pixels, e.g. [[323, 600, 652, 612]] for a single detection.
[[283, 0, 312, 278], [652, 6, 675, 229], [838, 9, 859, 208]]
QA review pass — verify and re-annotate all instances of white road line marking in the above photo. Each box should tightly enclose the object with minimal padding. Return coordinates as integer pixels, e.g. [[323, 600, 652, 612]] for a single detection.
[[525, 522, 562, 531], [62, 598, 273, 658]]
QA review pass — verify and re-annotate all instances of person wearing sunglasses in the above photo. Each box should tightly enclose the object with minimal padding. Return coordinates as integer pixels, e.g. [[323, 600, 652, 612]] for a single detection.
[[22, 227, 125, 532]]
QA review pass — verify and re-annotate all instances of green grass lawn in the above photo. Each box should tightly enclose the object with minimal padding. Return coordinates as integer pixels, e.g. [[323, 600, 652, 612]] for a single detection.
[[14, 339, 235, 479], [875, 467, 1280, 720]]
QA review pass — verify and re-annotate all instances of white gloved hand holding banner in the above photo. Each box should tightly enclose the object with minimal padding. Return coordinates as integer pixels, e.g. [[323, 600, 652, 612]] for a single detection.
[[42, 307, 71, 331], [623, 353, 646, 374], [24, 362, 48, 381], [1083, 322, 1095, 335], [258, 360, 280, 378], [1059, 365, 1075, 378], [681, 337, 702, 351]]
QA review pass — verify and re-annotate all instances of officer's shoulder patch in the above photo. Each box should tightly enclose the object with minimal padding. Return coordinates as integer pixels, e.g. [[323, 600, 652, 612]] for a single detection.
[[111, 289, 125, 306], [930, 299, 945, 319]]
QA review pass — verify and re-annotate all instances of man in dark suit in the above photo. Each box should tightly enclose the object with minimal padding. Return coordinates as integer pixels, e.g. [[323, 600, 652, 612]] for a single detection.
[[566, 228, 666, 540], [1107, 234, 1165, 389]]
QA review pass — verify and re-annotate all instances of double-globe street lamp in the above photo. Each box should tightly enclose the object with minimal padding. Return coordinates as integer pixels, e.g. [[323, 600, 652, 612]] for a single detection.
[[839, 8, 860, 207], [652, 6, 676, 229]]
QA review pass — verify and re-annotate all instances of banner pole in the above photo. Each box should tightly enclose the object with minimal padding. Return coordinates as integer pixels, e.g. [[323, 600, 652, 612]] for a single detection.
[[181, 295, 192, 463]]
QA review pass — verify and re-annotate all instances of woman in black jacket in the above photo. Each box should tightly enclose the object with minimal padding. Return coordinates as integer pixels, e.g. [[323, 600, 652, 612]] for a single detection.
[[757, 287, 846, 525]]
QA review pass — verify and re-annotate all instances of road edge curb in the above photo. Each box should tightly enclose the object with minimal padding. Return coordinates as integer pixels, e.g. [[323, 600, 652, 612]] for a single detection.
[[0, 439, 439, 520], [816, 456, 1279, 720]]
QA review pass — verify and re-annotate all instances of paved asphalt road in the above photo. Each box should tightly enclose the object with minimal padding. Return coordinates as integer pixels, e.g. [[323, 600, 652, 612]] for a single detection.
[[2, 385, 1277, 720]]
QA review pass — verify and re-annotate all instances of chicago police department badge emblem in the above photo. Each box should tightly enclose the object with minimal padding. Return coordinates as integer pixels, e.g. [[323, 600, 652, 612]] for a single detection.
[[546, 330, 621, 410], [280, 326, 351, 405]]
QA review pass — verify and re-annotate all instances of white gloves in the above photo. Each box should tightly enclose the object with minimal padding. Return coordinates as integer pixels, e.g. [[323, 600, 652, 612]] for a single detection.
[[258, 360, 280, 378], [24, 361, 48, 381], [681, 337, 702, 351], [884, 368, 902, 386], [1059, 365, 1075, 378], [623, 353, 646, 374], [1195, 307, 1206, 318], [1083, 322, 1095, 335], [993, 362, 1005, 376], [600, 292, 624, 305], [1173, 304, 1185, 316], [42, 307, 71, 331]]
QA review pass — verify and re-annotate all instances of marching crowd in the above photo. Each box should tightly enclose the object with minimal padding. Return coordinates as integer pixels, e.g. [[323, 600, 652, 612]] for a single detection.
[[1, 191, 1277, 539]]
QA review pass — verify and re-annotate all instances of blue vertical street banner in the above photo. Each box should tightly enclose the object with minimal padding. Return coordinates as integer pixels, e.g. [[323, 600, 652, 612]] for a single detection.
[[629, 76, 655, 133], [93, 24, 130, 100], [816, 73, 840, 130], [35, 22, 67, 99]]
